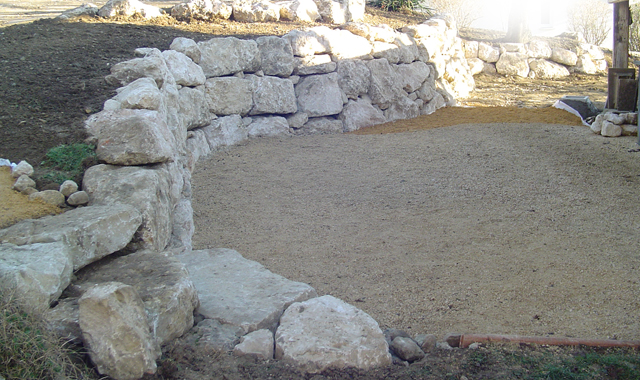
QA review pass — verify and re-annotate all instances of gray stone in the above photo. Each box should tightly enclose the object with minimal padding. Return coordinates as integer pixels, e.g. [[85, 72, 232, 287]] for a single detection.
[[339, 97, 386, 132], [287, 112, 309, 129], [275, 295, 392, 373], [0, 242, 73, 311], [170, 198, 195, 254], [178, 248, 317, 333], [528, 59, 570, 79], [393, 33, 418, 64], [464, 40, 478, 58], [390, 337, 425, 363], [106, 51, 171, 88], [46, 298, 82, 345], [295, 72, 345, 117], [83, 164, 173, 252], [110, 77, 162, 111], [55, 3, 99, 20], [11, 175, 35, 193], [198, 37, 261, 77], [170, 37, 202, 64], [11, 160, 33, 178], [371, 41, 400, 64], [67, 191, 89, 206], [300, 117, 344, 134], [550, 48, 578, 66], [79, 282, 160, 380], [414, 333, 437, 352], [277, 0, 320, 22], [395, 61, 430, 93], [59, 180, 79, 197], [336, 59, 370, 99], [203, 115, 248, 149], [185, 319, 245, 351], [249, 76, 297, 115], [247, 116, 290, 137], [384, 95, 419, 122], [233, 329, 275, 359], [162, 50, 206, 87], [233, 0, 280, 22], [257, 36, 295, 77], [283, 29, 329, 57], [28, 190, 66, 208], [0, 204, 141, 270], [171, 0, 232, 21], [496, 52, 530, 78], [205, 76, 253, 116], [98, 0, 162, 18], [366, 58, 404, 109], [179, 85, 212, 130], [601, 121, 622, 137], [294, 54, 337, 75]]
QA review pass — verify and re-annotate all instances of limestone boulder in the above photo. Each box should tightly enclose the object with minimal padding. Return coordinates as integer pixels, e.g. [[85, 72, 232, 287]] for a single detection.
[[203, 115, 248, 149], [59, 180, 78, 197], [249, 75, 297, 115], [162, 50, 206, 87], [275, 295, 392, 373], [98, 0, 162, 18], [287, 112, 309, 129], [198, 37, 261, 77], [528, 59, 570, 79], [106, 49, 171, 88], [0, 204, 141, 270], [384, 95, 420, 122], [464, 40, 478, 58], [391, 337, 425, 363], [395, 61, 430, 93], [179, 85, 212, 130], [205, 76, 253, 116], [178, 248, 317, 333], [29, 190, 66, 208], [11, 175, 35, 193], [371, 41, 400, 64], [79, 282, 160, 380], [601, 121, 622, 137], [0, 242, 73, 310], [186, 129, 212, 168], [83, 164, 173, 252], [110, 77, 163, 111], [478, 42, 499, 63], [467, 57, 484, 76], [294, 54, 336, 75], [369, 24, 397, 43], [366, 58, 404, 109], [339, 97, 386, 132], [171, 0, 232, 20], [247, 116, 291, 137], [277, 0, 320, 22], [574, 54, 598, 74], [295, 72, 345, 117], [499, 42, 526, 54], [46, 298, 82, 345], [314, 0, 364, 24], [233, 329, 275, 359], [314, 28, 372, 60], [233, 0, 280, 22], [85, 109, 176, 165], [11, 160, 33, 178], [299, 116, 343, 134], [550, 48, 578, 66], [527, 40, 552, 59], [496, 52, 530, 78], [336, 59, 370, 99], [170, 198, 195, 254], [170, 37, 202, 64], [183, 319, 245, 351], [283, 29, 329, 57], [55, 3, 99, 20], [393, 33, 418, 64], [257, 36, 295, 77]]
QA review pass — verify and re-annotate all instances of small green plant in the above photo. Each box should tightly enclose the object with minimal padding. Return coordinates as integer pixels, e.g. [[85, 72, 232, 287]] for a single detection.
[[371, 0, 434, 14], [41, 143, 96, 185]]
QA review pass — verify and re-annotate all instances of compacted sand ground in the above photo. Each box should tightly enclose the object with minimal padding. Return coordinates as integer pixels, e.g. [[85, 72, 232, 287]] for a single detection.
[[192, 120, 640, 342]]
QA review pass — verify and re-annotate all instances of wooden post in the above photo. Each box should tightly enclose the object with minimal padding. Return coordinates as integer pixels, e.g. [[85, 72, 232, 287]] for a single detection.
[[613, 1, 630, 68]]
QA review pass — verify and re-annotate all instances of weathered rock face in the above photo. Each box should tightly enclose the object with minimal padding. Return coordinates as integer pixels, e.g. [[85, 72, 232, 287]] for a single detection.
[[249, 76, 297, 115], [0, 242, 73, 310], [171, 0, 232, 20], [314, 0, 364, 24], [0, 204, 141, 270], [233, 0, 281, 22], [203, 115, 248, 149], [478, 42, 499, 63], [257, 36, 295, 77], [178, 249, 317, 333], [277, 0, 320, 22], [299, 116, 344, 134], [98, 0, 162, 18], [205, 76, 253, 116], [529, 59, 570, 79], [106, 51, 171, 88], [339, 97, 386, 132], [170, 37, 202, 64], [11, 160, 34, 178], [390, 337, 425, 363], [295, 73, 345, 117], [198, 37, 261, 77], [275, 295, 392, 373], [366, 58, 404, 109], [233, 329, 275, 359], [336, 59, 370, 100], [178, 85, 212, 130], [184, 319, 245, 351], [496, 52, 530, 78], [55, 3, 99, 20], [162, 50, 206, 87], [29, 190, 66, 207], [247, 116, 291, 137], [283, 29, 329, 57], [83, 164, 174, 252], [294, 54, 336, 75], [85, 109, 176, 166], [12, 175, 35, 193], [550, 48, 578, 66], [79, 282, 160, 380], [527, 40, 552, 59]]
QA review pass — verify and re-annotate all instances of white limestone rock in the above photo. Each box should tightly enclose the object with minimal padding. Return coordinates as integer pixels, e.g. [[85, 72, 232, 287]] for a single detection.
[[601, 121, 622, 137], [622, 124, 638, 136], [233, 0, 280, 22], [395, 61, 430, 93], [85, 109, 176, 165], [249, 76, 297, 115], [0, 242, 73, 310], [314, 27, 372, 60], [528, 59, 570, 79], [590, 113, 604, 134], [67, 191, 89, 206], [111, 77, 163, 110], [339, 97, 386, 132], [371, 41, 400, 64], [336, 59, 370, 99], [550, 48, 578, 66], [203, 115, 248, 149], [384, 95, 420, 122], [287, 112, 309, 129], [170, 37, 202, 64], [257, 36, 295, 77], [314, 0, 364, 24], [369, 24, 397, 43], [11, 175, 35, 193], [295, 72, 345, 117], [277, 0, 320, 22], [247, 116, 291, 137], [198, 37, 261, 77], [179, 85, 212, 130], [275, 295, 392, 373], [574, 54, 598, 74], [83, 164, 173, 252], [170, 198, 195, 253], [294, 54, 336, 75], [205, 76, 253, 116], [366, 58, 404, 109], [299, 116, 343, 134], [496, 52, 530, 78], [59, 180, 78, 197], [106, 51, 172, 88], [527, 40, 552, 59], [55, 3, 99, 20], [178, 248, 317, 333], [464, 40, 478, 58], [171, 0, 232, 20], [233, 329, 275, 359], [79, 282, 160, 380], [478, 42, 500, 63], [98, 0, 162, 18], [162, 50, 206, 87], [11, 160, 33, 178], [283, 29, 329, 57], [185, 129, 212, 168], [29, 190, 66, 208], [467, 57, 484, 75], [393, 33, 418, 64]]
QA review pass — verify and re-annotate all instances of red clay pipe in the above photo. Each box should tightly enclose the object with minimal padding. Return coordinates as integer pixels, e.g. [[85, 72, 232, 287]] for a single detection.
[[445, 333, 640, 349]]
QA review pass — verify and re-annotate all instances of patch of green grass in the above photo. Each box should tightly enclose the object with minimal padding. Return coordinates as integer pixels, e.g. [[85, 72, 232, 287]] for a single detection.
[[41, 143, 96, 185], [370, 0, 434, 13]]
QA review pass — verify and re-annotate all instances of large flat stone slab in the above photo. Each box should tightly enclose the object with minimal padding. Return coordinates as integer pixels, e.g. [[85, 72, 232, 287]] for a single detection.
[[178, 248, 317, 333]]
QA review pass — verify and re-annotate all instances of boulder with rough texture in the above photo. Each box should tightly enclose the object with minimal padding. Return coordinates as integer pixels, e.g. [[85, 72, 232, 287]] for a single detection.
[[109, 77, 162, 111], [162, 50, 206, 87], [294, 54, 336, 75], [233, 329, 275, 359], [249, 76, 297, 115], [198, 37, 261, 77], [83, 164, 173, 252], [277, 0, 320, 22], [178, 248, 317, 333], [464, 40, 478, 58], [295, 72, 345, 117], [550, 48, 578, 66], [394, 61, 430, 93], [339, 97, 386, 132], [371, 41, 400, 64], [205, 77, 253, 116], [184, 319, 245, 351], [234, 0, 281, 22], [384, 95, 420, 122], [85, 109, 176, 165], [528, 59, 570, 79], [414, 334, 437, 352], [46, 298, 82, 344], [336, 59, 370, 99], [527, 40, 552, 59], [315, 28, 372, 60], [171, 0, 232, 20], [55, 3, 99, 20], [287, 112, 309, 129], [170, 198, 195, 253], [170, 37, 202, 64], [29, 190, 66, 207], [366, 58, 404, 109], [601, 121, 622, 137], [11, 175, 35, 193], [0, 242, 73, 310], [179, 85, 212, 130], [283, 29, 329, 57], [98, 0, 162, 18], [59, 180, 79, 197], [67, 191, 89, 206], [314, 0, 363, 24], [257, 36, 295, 77], [393, 33, 418, 64], [390, 337, 425, 363], [247, 116, 291, 137], [0, 204, 141, 270], [574, 54, 598, 74], [467, 57, 484, 75], [478, 42, 499, 63], [106, 50, 171, 88], [299, 116, 343, 134], [11, 160, 33, 178], [496, 52, 530, 78], [275, 295, 392, 373], [79, 282, 160, 380], [203, 115, 248, 149], [74, 250, 199, 345]]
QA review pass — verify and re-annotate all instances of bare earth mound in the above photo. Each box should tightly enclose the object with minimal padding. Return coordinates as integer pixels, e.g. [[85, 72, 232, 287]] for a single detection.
[[193, 121, 640, 341]]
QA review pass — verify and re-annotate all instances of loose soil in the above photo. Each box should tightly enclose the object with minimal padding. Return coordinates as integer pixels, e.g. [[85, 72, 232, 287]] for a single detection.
[[1, 5, 638, 380]]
